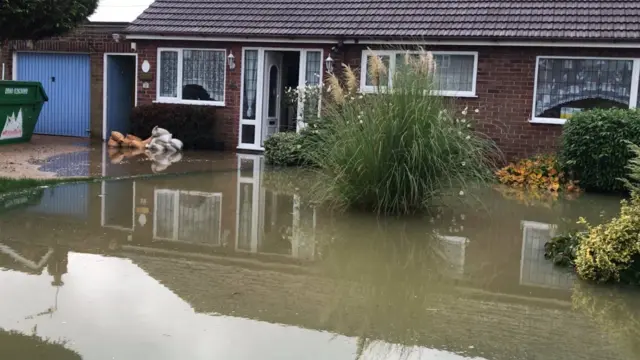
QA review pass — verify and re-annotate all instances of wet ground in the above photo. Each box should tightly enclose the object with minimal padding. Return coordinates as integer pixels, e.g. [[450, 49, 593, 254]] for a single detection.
[[0, 135, 238, 179], [0, 155, 639, 360]]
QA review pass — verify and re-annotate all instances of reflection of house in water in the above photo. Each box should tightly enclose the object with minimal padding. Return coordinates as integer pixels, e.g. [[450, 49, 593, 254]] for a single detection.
[[434, 235, 469, 279], [153, 189, 223, 246], [0, 241, 69, 286], [236, 155, 316, 260], [0, 241, 53, 275], [520, 221, 575, 290], [121, 250, 622, 360]]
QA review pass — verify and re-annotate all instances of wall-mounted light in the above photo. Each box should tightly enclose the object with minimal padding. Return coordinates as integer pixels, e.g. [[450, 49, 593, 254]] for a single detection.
[[325, 55, 334, 74], [228, 51, 236, 70]]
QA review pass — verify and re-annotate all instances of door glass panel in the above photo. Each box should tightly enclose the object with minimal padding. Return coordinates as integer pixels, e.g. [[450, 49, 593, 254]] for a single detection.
[[241, 124, 255, 144], [305, 51, 322, 85], [243, 50, 258, 119], [268, 65, 278, 117]]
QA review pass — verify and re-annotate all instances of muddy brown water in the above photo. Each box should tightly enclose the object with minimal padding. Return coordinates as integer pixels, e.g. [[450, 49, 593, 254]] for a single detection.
[[1, 155, 639, 360]]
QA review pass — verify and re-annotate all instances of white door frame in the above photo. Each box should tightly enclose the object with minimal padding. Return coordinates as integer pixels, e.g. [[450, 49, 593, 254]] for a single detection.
[[235, 154, 263, 252], [262, 51, 284, 144], [100, 142, 137, 231], [237, 47, 324, 151], [102, 53, 138, 141]]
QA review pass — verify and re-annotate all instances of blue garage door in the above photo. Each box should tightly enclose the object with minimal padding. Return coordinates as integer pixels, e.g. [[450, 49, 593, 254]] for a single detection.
[[16, 53, 90, 137]]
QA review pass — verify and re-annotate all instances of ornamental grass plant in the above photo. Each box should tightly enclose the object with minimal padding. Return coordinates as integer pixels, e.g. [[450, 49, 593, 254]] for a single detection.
[[307, 50, 500, 214]]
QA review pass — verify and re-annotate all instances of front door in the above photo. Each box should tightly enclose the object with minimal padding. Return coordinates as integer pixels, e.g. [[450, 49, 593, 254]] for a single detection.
[[262, 51, 283, 145]]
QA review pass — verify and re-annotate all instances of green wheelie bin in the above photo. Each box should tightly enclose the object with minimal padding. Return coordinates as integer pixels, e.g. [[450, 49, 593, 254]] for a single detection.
[[0, 81, 48, 145]]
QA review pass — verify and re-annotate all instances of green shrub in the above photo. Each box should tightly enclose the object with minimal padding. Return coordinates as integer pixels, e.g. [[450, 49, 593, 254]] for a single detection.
[[574, 194, 640, 284], [544, 230, 584, 267], [622, 142, 640, 192], [561, 108, 640, 192], [130, 104, 223, 150], [307, 51, 500, 214], [264, 132, 306, 166]]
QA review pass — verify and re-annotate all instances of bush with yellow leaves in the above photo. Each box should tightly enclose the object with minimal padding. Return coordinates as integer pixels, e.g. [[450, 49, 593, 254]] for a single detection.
[[496, 154, 579, 193], [574, 194, 640, 284]]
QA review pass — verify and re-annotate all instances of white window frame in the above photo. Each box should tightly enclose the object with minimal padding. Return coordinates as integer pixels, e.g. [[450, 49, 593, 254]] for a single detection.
[[531, 55, 640, 125], [359, 50, 479, 97], [156, 47, 227, 107]]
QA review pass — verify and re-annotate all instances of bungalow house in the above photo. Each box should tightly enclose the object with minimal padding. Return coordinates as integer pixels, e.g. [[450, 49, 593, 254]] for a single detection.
[[124, 0, 640, 159]]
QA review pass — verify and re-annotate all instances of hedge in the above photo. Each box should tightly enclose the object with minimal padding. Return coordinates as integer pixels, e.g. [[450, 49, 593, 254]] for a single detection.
[[561, 108, 640, 192]]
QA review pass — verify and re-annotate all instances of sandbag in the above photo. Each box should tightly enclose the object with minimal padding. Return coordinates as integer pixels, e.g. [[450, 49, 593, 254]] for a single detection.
[[170, 138, 184, 151], [152, 126, 170, 137], [130, 139, 145, 150], [126, 134, 142, 142], [155, 133, 172, 143], [111, 131, 125, 142]]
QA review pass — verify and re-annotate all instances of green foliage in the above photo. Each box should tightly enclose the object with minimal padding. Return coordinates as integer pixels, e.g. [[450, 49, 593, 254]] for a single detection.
[[264, 132, 306, 166], [574, 194, 640, 284], [130, 104, 223, 150], [0, 0, 98, 41], [544, 230, 584, 267], [307, 51, 500, 214], [621, 142, 640, 192], [560, 108, 640, 193], [0, 177, 76, 194], [0, 328, 81, 360]]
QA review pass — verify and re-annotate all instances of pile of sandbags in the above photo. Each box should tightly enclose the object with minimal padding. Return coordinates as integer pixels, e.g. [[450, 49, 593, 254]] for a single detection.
[[107, 127, 183, 153], [145, 126, 184, 153], [106, 127, 185, 172], [107, 131, 149, 150]]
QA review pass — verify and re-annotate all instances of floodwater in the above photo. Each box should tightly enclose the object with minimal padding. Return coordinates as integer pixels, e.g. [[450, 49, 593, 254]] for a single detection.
[[1, 154, 639, 360]]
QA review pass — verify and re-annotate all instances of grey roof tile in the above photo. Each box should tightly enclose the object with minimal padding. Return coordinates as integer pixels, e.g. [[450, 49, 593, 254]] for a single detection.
[[126, 0, 640, 41]]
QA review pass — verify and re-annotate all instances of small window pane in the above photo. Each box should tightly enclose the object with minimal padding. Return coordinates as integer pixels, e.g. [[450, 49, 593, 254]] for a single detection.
[[177, 192, 222, 246], [433, 54, 474, 92], [243, 50, 258, 119], [267, 65, 279, 117], [159, 51, 178, 98], [305, 51, 322, 86], [365, 55, 390, 87], [155, 191, 176, 240], [535, 58, 633, 119], [182, 49, 225, 102], [241, 124, 255, 144]]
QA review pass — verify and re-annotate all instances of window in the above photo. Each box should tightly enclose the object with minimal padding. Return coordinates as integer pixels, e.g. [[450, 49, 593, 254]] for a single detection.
[[157, 48, 226, 106], [532, 56, 640, 124], [360, 50, 478, 97], [153, 189, 223, 246]]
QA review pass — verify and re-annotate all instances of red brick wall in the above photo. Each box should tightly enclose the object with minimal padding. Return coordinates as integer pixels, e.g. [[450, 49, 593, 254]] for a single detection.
[[132, 40, 640, 159], [1, 23, 133, 139], [341, 45, 640, 160], [135, 41, 333, 150]]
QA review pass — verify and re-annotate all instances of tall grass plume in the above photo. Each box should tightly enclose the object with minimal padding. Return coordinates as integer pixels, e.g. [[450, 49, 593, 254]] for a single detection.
[[308, 49, 501, 214]]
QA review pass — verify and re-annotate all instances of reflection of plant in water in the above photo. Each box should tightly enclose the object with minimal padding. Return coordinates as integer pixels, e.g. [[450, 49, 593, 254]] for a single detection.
[[315, 220, 474, 359], [493, 184, 581, 208], [572, 283, 640, 358], [262, 169, 318, 196]]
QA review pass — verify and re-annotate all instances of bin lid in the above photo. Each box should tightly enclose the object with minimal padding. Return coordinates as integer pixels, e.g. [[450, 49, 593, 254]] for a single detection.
[[0, 81, 48, 103]]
